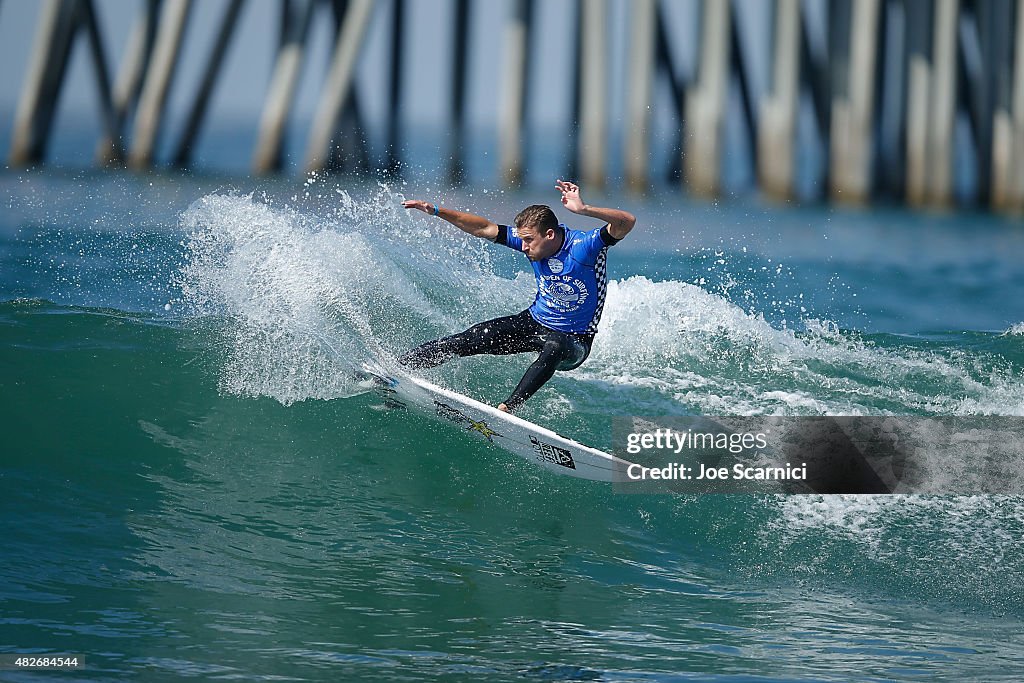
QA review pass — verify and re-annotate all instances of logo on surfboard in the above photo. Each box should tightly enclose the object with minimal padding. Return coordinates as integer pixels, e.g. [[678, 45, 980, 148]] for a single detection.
[[529, 436, 576, 469], [434, 401, 502, 443]]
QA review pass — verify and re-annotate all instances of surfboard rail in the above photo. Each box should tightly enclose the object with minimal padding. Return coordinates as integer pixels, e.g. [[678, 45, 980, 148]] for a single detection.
[[360, 364, 635, 482]]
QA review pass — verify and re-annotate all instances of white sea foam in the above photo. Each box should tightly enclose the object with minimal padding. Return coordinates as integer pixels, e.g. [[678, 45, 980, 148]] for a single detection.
[[176, 187, 527, 405], [769, 494, 1024, 608], [176, 186, 1024, 417], [569, 276, 1024, 417]]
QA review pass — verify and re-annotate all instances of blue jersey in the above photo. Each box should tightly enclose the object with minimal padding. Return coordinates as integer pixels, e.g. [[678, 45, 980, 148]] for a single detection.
[[496, 223, 619, 335]]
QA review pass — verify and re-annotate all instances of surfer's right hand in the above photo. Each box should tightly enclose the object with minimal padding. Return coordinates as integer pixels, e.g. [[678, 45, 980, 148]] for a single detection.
[[402, 199, 435, 215]]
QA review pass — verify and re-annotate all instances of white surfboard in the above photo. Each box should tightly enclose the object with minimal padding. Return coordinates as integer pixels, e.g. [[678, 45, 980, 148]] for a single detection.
[[360, 364, 635, 482]]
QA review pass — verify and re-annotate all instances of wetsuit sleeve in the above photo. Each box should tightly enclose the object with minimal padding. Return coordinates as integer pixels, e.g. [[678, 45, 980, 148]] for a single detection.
[[599, 224, 622, 246], [495, 225, 523, 251]]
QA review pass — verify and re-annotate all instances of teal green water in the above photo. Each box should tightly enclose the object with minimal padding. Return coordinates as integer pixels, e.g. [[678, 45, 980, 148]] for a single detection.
[[2, 172, 1024, 681]]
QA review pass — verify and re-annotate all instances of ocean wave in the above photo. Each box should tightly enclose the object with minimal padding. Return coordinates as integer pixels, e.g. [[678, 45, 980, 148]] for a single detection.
[[766, 494, 1024, 611], [173, 189, 1024, 417], [574, 276, 1024, 417]]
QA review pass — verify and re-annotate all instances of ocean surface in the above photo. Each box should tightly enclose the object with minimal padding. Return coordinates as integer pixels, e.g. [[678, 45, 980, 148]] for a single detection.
[[3, 168, 1024, 681]]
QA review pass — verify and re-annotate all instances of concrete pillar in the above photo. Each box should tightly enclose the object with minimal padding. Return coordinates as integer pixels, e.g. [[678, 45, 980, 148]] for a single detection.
[[304, 0, 374, 174], [729, 2, 758, 175], [905, 0, 959, 208], [1011, 0, 1024, 211], [499, 0, 532, 186], [905, 0, 932, 206], [253, 0, 315, 173], [325, 0, 372, 175], [799, 2, 830, 198], [79, 0, 122, 164], [97, 0, 160, 165], [877, 0, 907, 198], [830, 0, 881, 204], [926, 0, 959, 208], [971, 0, 1004, 200], [173, 0, 245, 166], [625, 0, 656, 193], [758, 0, 800, 200], [685, 0, 731, 197], [655, 0, 687, 183], [622, 0, 655, 192], [386, 0, 406, 175], [992, 0, 1024, 213], [10, 0, 121, 166], [9, 0, 80, 164], [566, 0, 583, 182], [578, 0, 608, 189], [128, 0, 192, 168], [448, 0, 470, 184]]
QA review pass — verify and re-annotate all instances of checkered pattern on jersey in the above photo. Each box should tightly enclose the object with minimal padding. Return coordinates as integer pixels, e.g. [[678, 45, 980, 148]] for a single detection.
[[586, 246, 610, 334]]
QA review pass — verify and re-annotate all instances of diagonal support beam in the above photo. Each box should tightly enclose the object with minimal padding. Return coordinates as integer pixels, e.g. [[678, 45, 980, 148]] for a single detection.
[[128, 0, 191, 169], [303, 0, 375, 174]]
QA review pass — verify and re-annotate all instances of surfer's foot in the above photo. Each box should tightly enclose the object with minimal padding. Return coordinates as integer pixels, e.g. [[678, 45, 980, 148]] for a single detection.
[[497, 403, 510, 413]]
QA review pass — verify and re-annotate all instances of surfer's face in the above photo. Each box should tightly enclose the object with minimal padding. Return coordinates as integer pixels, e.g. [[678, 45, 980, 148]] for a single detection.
[[518, 225, 559, 261]]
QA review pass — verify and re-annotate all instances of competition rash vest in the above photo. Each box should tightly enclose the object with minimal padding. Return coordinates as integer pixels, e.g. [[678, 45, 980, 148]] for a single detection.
[[495, 223, 620, 336]]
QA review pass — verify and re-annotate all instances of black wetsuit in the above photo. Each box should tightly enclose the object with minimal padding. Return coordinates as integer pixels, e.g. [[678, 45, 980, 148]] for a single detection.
[[400, 223, 619, 411], [399, 309, 592, 411]]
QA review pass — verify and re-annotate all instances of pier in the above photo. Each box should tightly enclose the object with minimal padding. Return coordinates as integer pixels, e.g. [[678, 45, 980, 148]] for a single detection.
[[5, 0, 1024, 214]]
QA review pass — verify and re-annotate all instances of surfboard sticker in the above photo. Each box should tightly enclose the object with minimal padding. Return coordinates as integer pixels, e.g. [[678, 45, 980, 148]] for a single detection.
[[434, 400, 503, 443], [528, 436, 576, 470], [360, 363, 633, 481]]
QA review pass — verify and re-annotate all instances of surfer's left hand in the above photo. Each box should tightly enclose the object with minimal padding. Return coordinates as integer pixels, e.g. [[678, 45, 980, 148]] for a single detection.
[[556, 180, 585, 214]]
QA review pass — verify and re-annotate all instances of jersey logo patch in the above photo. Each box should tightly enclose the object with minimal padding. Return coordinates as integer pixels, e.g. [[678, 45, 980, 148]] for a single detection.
[[549, 282, 580, 304], [540, 277, 590, 310], [547, 257, 564, 274]]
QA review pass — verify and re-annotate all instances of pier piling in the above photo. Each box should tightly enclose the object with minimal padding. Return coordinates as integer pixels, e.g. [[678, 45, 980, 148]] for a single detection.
[[927, 0, 959, 209], [173, 0, 245, 167], [385, 0, 406, 176], [992, 0, 1024, 213], [128, 0, 191, 169], [448, 0, 471, 185], [96, 0, 160, 165], [11, 0, 120, 165], [2, 0, 1021, 213], [499, 0, 532, 187], [303, 0, 373, 174], [830, 0, 881, 205], [625, 0, 656, 194], [685, 0, 731, 198], [759, 0, 800, 200], [253, 0, 315, 173], [578, 0, 608, 190]]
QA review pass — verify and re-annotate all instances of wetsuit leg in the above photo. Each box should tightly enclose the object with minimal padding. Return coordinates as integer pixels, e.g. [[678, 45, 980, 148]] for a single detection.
[[400, 311, 593, 413], [503, 332, 591, 412], [399, 310, 539, 369]]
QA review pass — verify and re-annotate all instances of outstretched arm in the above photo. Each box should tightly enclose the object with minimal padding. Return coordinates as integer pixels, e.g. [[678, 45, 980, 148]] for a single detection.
[[402, 200, 499, 241], [555, 180, 636, 240]]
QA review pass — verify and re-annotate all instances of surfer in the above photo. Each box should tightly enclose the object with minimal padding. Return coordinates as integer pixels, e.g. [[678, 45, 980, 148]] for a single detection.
[[400, 180, 635, 413]]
